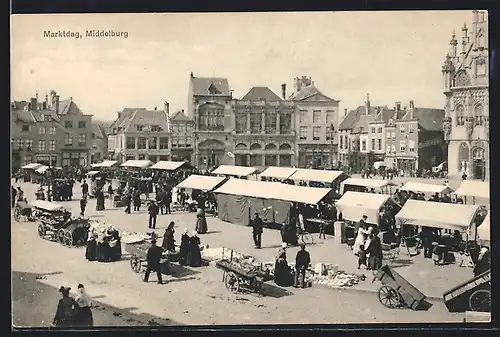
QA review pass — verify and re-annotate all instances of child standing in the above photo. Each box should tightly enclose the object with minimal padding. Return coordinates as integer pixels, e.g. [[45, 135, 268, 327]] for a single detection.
[[318, 221, 326, 240], [358, 244, 367, 269], [80, 197, 87, 217]]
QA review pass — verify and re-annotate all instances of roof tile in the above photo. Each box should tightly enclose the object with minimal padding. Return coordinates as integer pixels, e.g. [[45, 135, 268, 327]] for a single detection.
[[170, 110, 193, 122], [191, 77, 230, 96], [124, 109, 170, 132], [241, 86, 283, 101], [291, 84, 337, 102]]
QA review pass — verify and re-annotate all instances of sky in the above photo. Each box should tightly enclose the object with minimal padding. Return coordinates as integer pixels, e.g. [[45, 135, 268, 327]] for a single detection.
[[11, 11, 476, 121]]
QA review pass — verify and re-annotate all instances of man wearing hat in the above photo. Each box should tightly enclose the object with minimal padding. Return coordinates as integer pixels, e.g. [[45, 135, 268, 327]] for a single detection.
[[252, 213, 263, 249], [144, 239, 164, 284], [294, 243, 311, 288]]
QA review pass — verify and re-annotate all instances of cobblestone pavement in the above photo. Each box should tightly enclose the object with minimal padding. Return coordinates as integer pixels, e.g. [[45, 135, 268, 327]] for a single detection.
[[12, 181, 466, 326]]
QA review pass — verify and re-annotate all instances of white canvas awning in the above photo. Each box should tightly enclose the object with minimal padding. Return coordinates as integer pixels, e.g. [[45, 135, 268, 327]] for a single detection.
[[120, 160, 152, 168], [86, 171, 100, 177], [150, 161, 186, 171], [336, 191, 391, 225], [176, 175, 227, 191], [35, 165, 49, 174], [340, 178, 397, 192], [452, 180, 490, 199], [477, 213, 490, 242], [395, 200, 479, 231], [214, 178, 277, 199], [259, 167, 297, 180], [288, 169, 348, 183], [271, 184, 332, 205], [214, 178, 330, 204], [31, 200, 65, 212], [211, 165, 258, 177], [92, 160, 118, 168], [22, 163, 43, 170], [400, 182, 453, 194]]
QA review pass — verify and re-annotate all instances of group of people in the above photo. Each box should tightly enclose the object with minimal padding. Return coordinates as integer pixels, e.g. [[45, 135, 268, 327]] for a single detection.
[[52, 284, 93, 327], [273, 243, 312, 288], [160, 222, 203, 267], [352, 215, 383, 271], [85, 225, 122, 263]]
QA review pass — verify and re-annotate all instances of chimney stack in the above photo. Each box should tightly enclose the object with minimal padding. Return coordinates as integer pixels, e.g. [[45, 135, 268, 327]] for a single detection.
[[409, 100, 415, 119], [190, 72, 194, 78], [344, 108, 348, 116], [365, 93, 371, 115], [30, 97, 38, 111], [164, 101, 170, 118], [55, 95, 60, 114], [281, 84, 287, 100], [395, 102, 403, 119], [154, 107, 158, 111]]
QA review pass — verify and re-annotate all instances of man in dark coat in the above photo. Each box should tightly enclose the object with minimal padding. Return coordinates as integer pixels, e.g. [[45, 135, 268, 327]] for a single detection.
[[148, 201, 159, 230], [80, 197, 87, 217], [252, 213, 263, 249], [81, 180, 89, 199], [11, 186, 17, 208], [294, 243, 311, 288], [124, 192, 132, 214], [165, 188, 172, 215], [144, 239, 163, 284]]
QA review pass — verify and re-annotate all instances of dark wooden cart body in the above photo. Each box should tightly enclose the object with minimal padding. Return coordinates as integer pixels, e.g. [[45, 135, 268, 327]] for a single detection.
[[56, 219, 91, 247], [443, 270, 490, 313], [215, 259, 273, 294], [124, 241, 171, 274], [374, 264, 426, 310], [13, 201, 33, 222]]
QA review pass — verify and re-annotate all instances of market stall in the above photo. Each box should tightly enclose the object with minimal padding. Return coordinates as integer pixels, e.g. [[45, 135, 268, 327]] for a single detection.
[[477, 213, 490, 247], [176, 175, 227, 192], [120, 160, 153, 169], [259, 166, 297, 180], [91, 160, 118, 168], [288, 168, 349, 188], [452, 180, 490, 205], [336, 191, 391, 225], [20, 163, 44, 182], [400, 182, 453, 195], [31, 165, 50, 183], [211, 165, 258, 178], [340, 178, 397, 194], [150, 160, 187, 171]]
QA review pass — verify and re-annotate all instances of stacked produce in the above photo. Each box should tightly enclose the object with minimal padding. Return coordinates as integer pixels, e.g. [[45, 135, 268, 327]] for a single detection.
[[309, 263, 366, 288]]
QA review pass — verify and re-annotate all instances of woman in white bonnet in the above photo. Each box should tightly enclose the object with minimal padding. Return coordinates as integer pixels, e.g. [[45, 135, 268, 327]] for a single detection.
[[74, 283, 93, 326]]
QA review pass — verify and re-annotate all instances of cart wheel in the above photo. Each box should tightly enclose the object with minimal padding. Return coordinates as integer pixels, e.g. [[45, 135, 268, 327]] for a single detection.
[[469, 289, 491, 312], [57, 230, 66, 244], [14, 208, 21, 222], [64, 232, 74, 247], [224, 271, 240, 293], [301, 232, 314, 245], [378, 285, 401, 309], [130, 254, 142, 273], [37, 224, 46, 238]]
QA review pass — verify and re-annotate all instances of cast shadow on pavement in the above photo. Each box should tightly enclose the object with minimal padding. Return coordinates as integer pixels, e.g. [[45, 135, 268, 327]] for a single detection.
[[12, 270, 184, 327], [415, 300, 434, 311], [202, 230, 222, 235], [258, 283, 293, 298], [168, 264, 201, 278], [387, 259, 414, 269]]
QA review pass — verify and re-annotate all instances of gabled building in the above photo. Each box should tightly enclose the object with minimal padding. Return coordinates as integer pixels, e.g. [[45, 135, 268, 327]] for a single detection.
[[368, 105, 396, 165], [188, 72, 233, 169], [442, 10, 489, 180], [11, 90, 93, 168], [291, 76, 340, 169], [107, 105, 171, 163], [90, 123, 108, 163], [231, 86, 297, 168], [169, 109, 195, 162]]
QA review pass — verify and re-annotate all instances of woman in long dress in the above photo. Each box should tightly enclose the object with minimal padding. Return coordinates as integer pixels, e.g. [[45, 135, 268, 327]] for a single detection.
[[74, 284, 94, 327], [195, 208, 208, 234], [85, 232, 98, 261], [161, 222, 176, 252], [353, 224, 369, 255], [178, 229, 190, 265], [52, 286, 77, 327], [188, 231, 202, 267]]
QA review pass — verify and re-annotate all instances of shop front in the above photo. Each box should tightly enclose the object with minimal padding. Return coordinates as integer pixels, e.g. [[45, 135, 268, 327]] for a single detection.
[[61, 151, 89, 167], [36, 153, 57, 167]]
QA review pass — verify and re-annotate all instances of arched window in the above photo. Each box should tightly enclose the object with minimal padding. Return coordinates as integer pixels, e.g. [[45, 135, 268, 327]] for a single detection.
[[235, 143, 247, 150], [264, 143, 277, 151], [474, 104, 484, 126], [458, 142, 469, 171], [455, 105, 465, 126], [250, 143, 262, 151], [279, 143, 292, 151], [472, 147, 485, 159], [198, 104, 224, 131]]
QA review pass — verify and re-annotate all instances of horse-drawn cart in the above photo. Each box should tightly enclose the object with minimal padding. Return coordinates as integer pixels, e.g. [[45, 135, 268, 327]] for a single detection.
[[13, 201, 34, 222], [443, 270, 491, 313], [215, 248, 273, 294], [373, 264, 427, 310]]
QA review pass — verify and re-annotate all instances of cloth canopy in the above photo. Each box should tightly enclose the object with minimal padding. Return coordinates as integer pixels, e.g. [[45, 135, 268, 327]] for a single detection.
[[341, 178, 397, 191], [288, 169, 348, 183], [176, 175, 226, 191], [120, 160, 152, 168], [22, 163, 43, 170], [214, 178, 330, 204], [336, 191, 390, 225], [452, 180, 490, 199], [400, 182, 453, 194], [259, 167, 297, 180], [92, 160, 118, 168], [86, 171, 100, 177], [211, 165, 258, 177], [477, 213, 490, 242], [150, 161, 186, 171], [35, 165, 49, 174], [31, 200, 65, 212], [373, 161, 386, 170], [395, 200, 479, 231]]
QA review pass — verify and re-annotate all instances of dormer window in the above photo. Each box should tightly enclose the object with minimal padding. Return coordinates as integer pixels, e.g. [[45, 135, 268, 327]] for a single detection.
[[388, 119, 394, 126], [208, 84, 221, 95], [136, 125, 144, 132]]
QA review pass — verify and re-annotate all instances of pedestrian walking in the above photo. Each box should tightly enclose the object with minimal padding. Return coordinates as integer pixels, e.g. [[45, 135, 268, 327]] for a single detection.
[[80, 197, 87, 217], [294, 243, 311, 288], [52, 286, 77, 327], [252, 213, 263, 249], [143, 239, 163, 284], [148, 201, 159, 230], [74, 284, 93, 327]]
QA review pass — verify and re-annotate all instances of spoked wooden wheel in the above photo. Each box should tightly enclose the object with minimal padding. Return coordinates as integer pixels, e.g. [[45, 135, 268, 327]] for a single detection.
[[14, 208, 21, 222], [37, 224, 46, 238], [130, 254, 142, 273], [378, 285, 401, 309], [469, 289, 491, 312], [57, 230, 66, 244], [224, 271, 240, 293], [63, 232, 74, 247], [301, 232, 314, 245]]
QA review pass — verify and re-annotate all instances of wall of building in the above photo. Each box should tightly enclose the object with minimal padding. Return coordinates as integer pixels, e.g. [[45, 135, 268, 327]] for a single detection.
[[417, 130, 445, 171], [58, 114, 93, 166], [368, 123, 385, 155]]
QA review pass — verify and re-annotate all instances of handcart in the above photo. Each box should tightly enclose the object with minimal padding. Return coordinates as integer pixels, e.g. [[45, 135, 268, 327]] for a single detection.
[[443, 269, 490, 313], [13, 201, 34, 222], [372, 264, 426, 310], [124, 238, 171, 275], [56, 218, 91, 247], [215, 248, 273, 294]]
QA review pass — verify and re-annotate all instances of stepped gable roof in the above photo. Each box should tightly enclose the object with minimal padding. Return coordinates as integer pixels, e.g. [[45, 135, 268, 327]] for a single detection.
[[191, 77, 230, 96], [241, 86, 283, 101]]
